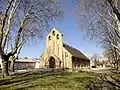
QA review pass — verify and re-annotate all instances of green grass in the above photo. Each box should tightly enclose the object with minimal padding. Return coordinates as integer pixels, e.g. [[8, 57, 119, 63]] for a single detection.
[[0, 71, 104, 90]]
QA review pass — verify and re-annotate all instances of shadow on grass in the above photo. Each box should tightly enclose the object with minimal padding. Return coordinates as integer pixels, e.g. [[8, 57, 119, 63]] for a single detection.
[[75, 76, 97, 83], [0, 71, 107, 90], [86, 75, 120, 90], [0, 71, 70, 90]]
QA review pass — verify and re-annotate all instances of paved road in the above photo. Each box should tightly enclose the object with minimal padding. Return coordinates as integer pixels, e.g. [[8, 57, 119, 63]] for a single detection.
[[89, 67, 113, 73]]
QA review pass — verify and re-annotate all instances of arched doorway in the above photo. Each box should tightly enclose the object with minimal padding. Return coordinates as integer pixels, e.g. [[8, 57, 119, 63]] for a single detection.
[[49, 57, 56, 68]]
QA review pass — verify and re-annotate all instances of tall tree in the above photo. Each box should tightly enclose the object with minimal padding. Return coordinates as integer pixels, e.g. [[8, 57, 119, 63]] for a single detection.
[[106, 0, 120, 21], [90, 53, 101, 67], [103, 46, 117, 68], [0, 0, 62, 77], [77, 0, 120, 69], [77, 0, 120, 87]]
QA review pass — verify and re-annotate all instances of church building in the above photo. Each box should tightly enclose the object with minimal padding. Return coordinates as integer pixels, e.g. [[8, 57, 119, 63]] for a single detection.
[[40, 28, 90, 71]]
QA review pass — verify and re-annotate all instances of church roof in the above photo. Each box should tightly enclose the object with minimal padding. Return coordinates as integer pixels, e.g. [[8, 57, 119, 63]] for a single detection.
[[63, 43, 89, 60]]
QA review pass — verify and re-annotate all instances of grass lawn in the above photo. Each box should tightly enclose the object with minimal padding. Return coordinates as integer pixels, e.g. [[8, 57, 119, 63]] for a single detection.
[[0, 70, 118, 90]]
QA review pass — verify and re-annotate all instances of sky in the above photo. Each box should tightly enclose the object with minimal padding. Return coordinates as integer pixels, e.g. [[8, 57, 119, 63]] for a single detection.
[[19, 0, 103, 58]]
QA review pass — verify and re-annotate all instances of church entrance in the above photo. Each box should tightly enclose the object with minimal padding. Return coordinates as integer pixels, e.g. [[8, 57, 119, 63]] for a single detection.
[[49, 57, 56, 68]]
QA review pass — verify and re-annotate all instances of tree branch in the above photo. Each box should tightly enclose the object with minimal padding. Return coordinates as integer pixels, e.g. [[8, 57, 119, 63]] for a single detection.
[[9, 12, 29, 56], [0, 0, 13, 49], [16, 38, 26, 59], [2, 0, 19, 49], [106, 0, 120, 21]]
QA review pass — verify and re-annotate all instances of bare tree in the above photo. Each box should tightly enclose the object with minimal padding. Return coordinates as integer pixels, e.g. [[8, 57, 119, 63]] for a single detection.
[[106, 0, 120, 21], [77, 0, 120, 87], [0, 0, 62, 77], [90, 53, 101, 67], [77, 0, 120, 69], [103, 47, 115, 68]]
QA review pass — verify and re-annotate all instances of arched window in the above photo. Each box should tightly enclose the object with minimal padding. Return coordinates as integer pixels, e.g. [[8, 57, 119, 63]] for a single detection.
[[52, 30, 55, 35], [48, 36, 51, 40], [53, 41, 55, 51], [57, 44, 59, 56], [56, 34, 59, 39]]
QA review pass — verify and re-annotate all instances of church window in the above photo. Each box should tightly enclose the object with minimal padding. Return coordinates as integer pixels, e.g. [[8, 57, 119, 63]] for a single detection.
[[66, 54, 68, 57], [56, 34, 59, 39], [65, 52, 67, 57], [48, 36, 51, 40], [52, 30, 55, 35], [65, 52, 68, 57], [62, 53, 64, 60], [53, 41, 55, 51], [58, 44, 59, 56]]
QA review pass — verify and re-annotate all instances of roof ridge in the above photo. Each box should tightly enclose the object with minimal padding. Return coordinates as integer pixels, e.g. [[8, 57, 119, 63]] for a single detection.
[[63, 43, 81, 51]]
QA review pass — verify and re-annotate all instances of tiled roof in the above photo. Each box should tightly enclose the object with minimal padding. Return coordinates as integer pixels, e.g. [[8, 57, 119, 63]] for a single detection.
[[63, 43, 89, 60]]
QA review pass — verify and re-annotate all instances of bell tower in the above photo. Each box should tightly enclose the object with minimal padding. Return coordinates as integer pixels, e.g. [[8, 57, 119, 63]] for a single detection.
[[46, 28, 63, 61]]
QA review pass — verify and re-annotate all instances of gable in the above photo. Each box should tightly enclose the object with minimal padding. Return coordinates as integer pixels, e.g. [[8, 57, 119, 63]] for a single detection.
[[46, 28, 63, 39]]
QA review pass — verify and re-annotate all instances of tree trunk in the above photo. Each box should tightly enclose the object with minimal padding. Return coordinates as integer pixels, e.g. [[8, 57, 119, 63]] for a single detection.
[[2, 60, 9, 77], [113, 63, 115, 68], [116, 59, 119, 70], [1, 55, 9, 77], [10, 60, 15, 72]]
